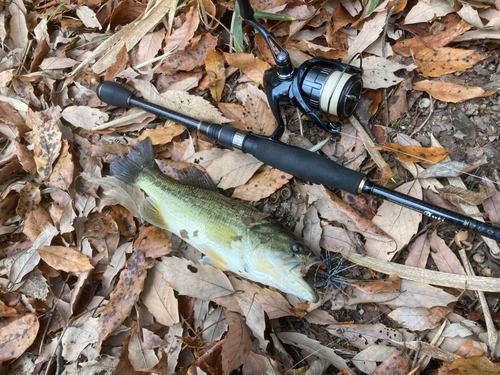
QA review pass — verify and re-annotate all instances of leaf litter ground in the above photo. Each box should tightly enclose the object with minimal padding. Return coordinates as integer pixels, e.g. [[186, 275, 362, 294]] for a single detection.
[[1, 0, 500, 373]]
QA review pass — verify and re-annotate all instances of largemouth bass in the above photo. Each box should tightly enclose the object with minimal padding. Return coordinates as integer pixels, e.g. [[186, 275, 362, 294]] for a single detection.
[[111, 138, 319, 302]]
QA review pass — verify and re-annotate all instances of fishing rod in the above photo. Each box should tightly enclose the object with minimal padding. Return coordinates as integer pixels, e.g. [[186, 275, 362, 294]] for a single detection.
[[95, 0, 500, 243]]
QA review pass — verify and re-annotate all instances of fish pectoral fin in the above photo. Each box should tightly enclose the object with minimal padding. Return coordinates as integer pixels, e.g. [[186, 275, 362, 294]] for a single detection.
[[205, 221, 241, 248], [139, 197, 169, 229]]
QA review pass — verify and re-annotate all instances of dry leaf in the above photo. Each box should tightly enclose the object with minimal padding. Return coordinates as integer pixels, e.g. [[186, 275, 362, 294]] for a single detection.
[[429, 231, 466, 275], [344, 11, 387, 62], [221, 312, 252, 374], [97, 249, 153, 350], [206, 151, 263, 190], [0, 313, 39, 363], [240, 88, 277, 136], [388, 306, 451, 330], [302, 205, 322, 257], [17, 182, 41, 220], [224, 53, 271, 86], [108, 205, 137, 237], [450, 356, 500, 373], [32, 109, 63, 180], [232, 168, 292, 201], [418, 161, 469, 178], [205, 49, 226, 102], [353, 345, 398, 374], [11, 78, 41, 110], [364, 181, 422, 260], [160, 33, 217, 72], [405, 232, 430, 268], [372, 349, 411, 374], [351, 275, 401, 294], [48, 139, 73, 191], [413, 80, 494, 103], [164, 7, 200, 53], [243, 352, 268, 375], [142, 265, 179, 326], [414, 47, 487, 77], [483, 179, 500, 224], [387, 78, 412, 124], [128, 327, 158, 370], [393, 18, 471, 57], [438, 184, 496, 206], [38, 246, 93, 273], [156, 256, 234, 300], [373, 143, 452, 163], [133, 225, 172, 258], [8, 0, 28, 50], [358, 56, 417, 89], [136, 29, 165, 66], [137, 124, 186, 145], [404, 0, 454, 24]]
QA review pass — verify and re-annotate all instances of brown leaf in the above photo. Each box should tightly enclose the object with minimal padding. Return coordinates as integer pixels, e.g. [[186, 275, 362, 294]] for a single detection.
[[224, 53, 271, 86], [32, 109, 63, 180], [243, 352, 268, 374], [38, 246, 93, 272], [218, 102, 247, 131], [221, 312, 252, 374], [0, 300, 18, 318], [105, 44, 129, 81], [232, 168, 292, 201], [136, 29, 165, 66], [351, 275, 401, 294], [429, 231, 466, 275], [450, 356, 500, 373], [48, 139, 73, 191], [159, 33, 217, 72], [97, 249, 153, 350], [0, 194, 19, 225], [388, 306, 451, 331], [136, 124, 186, 145], [206, 151, 263, 189], [0, 101, 26, 137], [386, 78, 412, 124], [133, 225, 172, 258], [372, 350, 411, 375], [405, 232, 430, 268], [204, 49, 226, 102], [8, 0, 28, 50], [454, 339, 486, 358], [393, 16, 471, 57], [345, 11, 387, 61], [365, 181, 422, 261], [414, 47, 487, 77], [109, 0, 146, 31], [240, 89, 277, 136], [164, 7, 200, 53], [373, 143, 451, 163], [142, 265, 179, 326], [14, 141, 36, 174], [108, 205, 137, 237], [11, 77, 41, 110], [342, 191, 375, 220], [156, 256, 234, 300], [438, 184, 497, 206], [24, 206, 53, 242], [413, 80, 494, 103], [424, 189, 459, 213], [483, 179, 500, 224], [0, 313, 39, 364], [16, 182, 41, 220]]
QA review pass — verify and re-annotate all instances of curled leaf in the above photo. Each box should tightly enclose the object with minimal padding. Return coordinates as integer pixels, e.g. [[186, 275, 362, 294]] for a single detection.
[[372, 143, 452, 163]]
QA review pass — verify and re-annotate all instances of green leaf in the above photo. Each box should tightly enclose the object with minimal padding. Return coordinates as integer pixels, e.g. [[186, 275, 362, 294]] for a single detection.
[[254, 11, 294, 21], [233, 3, 245, 53], [361, 0, 381, 18]]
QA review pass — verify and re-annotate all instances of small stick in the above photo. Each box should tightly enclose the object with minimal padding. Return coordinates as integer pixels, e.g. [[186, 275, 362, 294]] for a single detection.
[[410, 97, 434, 137]]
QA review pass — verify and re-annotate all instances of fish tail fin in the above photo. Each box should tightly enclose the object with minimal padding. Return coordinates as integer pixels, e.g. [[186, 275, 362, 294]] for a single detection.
[[110, 137, 157, 186]]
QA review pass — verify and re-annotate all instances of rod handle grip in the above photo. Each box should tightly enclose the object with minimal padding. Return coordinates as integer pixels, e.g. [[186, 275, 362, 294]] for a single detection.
[[468, 220, 500, 242], [243, 136, 365, 195], [97, 81, 133, 108]]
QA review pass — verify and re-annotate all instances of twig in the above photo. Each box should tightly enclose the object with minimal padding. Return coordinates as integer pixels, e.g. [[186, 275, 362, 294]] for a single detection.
[[410, 97, 434, 137], [342, 251, 500, 292], [349, 115, 388, 171], [390, 339, 459, 362], [416, 319, 448, 373], [458, 248, 498, 356]]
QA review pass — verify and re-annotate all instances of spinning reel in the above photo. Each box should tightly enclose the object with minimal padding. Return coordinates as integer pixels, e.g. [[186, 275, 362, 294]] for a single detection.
[[237, 0, 364, 139]]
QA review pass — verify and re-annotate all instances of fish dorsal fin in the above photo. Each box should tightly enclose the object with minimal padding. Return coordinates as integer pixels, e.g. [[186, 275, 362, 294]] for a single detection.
[[205, 221, 241, 247], [177, 166, 217, 191], [139, 197, 169, 229]]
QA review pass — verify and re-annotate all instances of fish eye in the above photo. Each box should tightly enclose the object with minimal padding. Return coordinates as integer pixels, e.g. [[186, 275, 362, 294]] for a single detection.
[[291, 243, 303, 253]]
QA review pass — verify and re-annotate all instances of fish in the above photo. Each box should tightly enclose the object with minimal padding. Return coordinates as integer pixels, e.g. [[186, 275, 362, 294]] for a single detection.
[[110, 137, 319, 303]]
